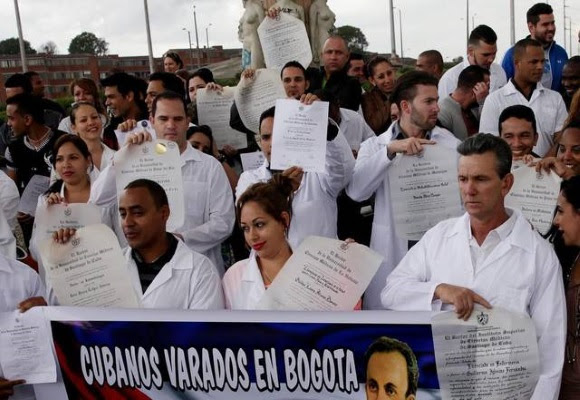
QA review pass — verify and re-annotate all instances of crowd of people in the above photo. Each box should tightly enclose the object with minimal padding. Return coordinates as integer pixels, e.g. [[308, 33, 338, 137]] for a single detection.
[[0, 2, 579, 399]]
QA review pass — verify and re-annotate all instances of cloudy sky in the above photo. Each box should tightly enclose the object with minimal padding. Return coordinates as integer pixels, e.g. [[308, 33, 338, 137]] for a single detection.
[[1, 0, 578, 64]]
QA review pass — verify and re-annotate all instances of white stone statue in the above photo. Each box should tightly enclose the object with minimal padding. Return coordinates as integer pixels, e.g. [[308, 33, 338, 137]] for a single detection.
[[309, 0, 335, 65], [268, 0, 305, 22], [239, 0, 266, 69]]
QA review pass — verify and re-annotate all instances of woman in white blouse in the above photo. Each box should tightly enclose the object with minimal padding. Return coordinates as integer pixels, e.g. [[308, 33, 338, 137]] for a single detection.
[[223, 175, 293, 309], [70, 102, 115, 176]]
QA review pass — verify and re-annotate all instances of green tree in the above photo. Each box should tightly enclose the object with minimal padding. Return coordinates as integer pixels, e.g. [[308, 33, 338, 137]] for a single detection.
[[0, 38, 37, 55], [68, 32, 109, 56], [336, 25, 369, 52]]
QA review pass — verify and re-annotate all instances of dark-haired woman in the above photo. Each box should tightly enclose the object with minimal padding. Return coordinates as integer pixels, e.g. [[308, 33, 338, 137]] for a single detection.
[[361, 57, 397, 134], [223, 176, 361, 310], [30, 135, 122, 281], [549, 176, 580, 399]]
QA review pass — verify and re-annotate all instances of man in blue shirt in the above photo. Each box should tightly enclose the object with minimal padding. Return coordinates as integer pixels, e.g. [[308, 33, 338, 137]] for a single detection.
[[502, 3, 568, 91]]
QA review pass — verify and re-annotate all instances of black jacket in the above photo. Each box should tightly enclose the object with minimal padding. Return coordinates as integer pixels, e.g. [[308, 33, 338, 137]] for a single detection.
[[307, 66, 362, 112]]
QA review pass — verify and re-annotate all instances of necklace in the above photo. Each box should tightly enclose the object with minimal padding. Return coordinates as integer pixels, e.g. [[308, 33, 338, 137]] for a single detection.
[[28, 128, 51, 148], [260, 266, 275, 285]]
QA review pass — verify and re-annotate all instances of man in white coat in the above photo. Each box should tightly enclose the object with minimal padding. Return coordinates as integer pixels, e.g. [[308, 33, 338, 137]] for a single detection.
[[346, 71, 460, 310], [235, 104, 355, 250], [438, 25, 506, 100], [0, 252, 46, 400], [480, 38, 567, 157], [382, 134, 565, 400], [90, 91, 235, 276], [58, 179, 224, 309]]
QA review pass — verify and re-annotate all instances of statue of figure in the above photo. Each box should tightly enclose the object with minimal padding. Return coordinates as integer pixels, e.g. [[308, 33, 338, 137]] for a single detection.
[[268, 0, 305, 22], [239, 0, 266, 69], [309, 0, 335, 65]]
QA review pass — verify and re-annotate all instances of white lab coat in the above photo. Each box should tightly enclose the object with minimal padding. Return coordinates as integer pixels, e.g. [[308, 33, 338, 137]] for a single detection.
[[382, 210, 566, 400], [222, 251, 264, 310], [438, 59, 507, 99], [339, 108, 375, 151], [0, 253, 45, 400], [479, 80, 567, 157], [0, 169, 19, 229], [346, 122, 460, 309], [0, 210, 15, 259], [90, 143, 235, 276], [235, 128, 355, 250], [126, 239, 225, 310]]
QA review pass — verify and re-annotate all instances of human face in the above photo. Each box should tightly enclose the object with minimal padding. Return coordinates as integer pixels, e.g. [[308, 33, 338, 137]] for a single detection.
[[188, 131, 211, 154], [188, 76, 207, 102], [468, 41, 497, 70], [72, 104, 103, 142], [370, 61, 396, 95], [553, 192, 580, 247], [365, 352, 414, 400], [104, 86, 132, 118], [151, 98, 188, 152], [529, 14, 556, 46], [240, 200, 288, 257], [557, 127, 580, 176], [322, 37, 349, 74], [499, 117, 537, 159], [515, 45, 545, 84], [390, 103, 399, 122], [146, 80, 165, 114], [5, 86, 24, 99], [164, 57, 179, 73], [458, 152, 512, 221], [119, 187, 169, 251], [55, 142, 91, 186], [415, 56, 439, 78], [403, 85, 439, 132], [348, 59, 366, 83], [73, 85, 95, 105], [258, 117, 273, 162], [5, 104, 28, 136], [282, 66, 308, 99], [561, 63, 580, 97], [29, 74, 45, 97]]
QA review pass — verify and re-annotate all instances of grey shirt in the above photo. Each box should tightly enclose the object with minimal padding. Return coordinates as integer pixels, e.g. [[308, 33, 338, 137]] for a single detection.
[[438, 96, 469, 141]]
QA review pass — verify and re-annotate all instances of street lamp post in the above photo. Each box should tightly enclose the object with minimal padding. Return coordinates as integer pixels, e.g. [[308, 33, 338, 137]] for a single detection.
[[394, 8, 403, 60], [143, 0, 155, 73], [388, 0, 397, 57], [205, 23, 212, 65], [13, 0, 27, 72], [472, 13, 477, 30], [193, 4, 201, 68], [182, 28, 194, 68]]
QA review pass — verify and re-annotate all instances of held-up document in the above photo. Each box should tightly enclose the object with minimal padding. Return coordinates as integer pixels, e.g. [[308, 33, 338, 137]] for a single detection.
[[270, 99, 328, 173]]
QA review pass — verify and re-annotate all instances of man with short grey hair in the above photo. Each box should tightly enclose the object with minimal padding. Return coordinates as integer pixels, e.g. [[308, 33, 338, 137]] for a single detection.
[[382, 133, 565, 400]]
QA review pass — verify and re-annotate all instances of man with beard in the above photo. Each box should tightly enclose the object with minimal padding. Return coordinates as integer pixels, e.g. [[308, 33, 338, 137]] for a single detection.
[[481, 38, 567, 157], [502, 3, 568, 92], [438, 25, 505, 100], [438, 65, 491, 140], [346, 71, 460, 309]]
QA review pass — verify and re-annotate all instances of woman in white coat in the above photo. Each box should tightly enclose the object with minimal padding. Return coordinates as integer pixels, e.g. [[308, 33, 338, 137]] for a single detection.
[[224, 176, 360, 310], [223, 175, 293, 309], [30, 135, 122, 283]]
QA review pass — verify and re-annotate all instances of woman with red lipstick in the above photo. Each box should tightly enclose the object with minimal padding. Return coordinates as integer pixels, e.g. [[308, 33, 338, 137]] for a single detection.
[[222, 175, 294, 309], [548, 176, 580, 399]]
